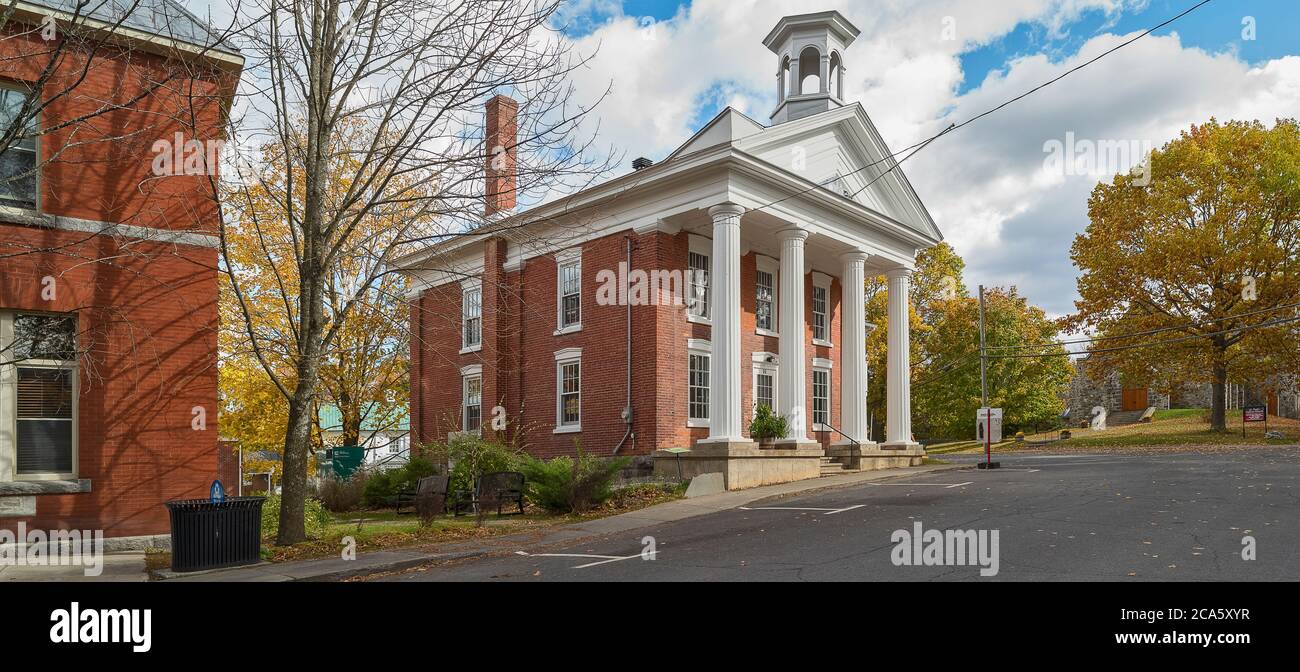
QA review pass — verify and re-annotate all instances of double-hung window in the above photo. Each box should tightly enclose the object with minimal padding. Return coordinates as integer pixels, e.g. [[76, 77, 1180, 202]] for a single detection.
[[462, 373, 482, 432], [1, 312, 78, 480], [687, 235, 710, 322], [554, 348, 581, 432], [755, 256, 778, 336], [461, 281, 482, 352], [752, 353, 778, 414], [812, 273, 832, 346], [556, 249, 581, 333], [811, 286, 827, 341], [756, 271, 774, 332], [812, 367, 830, 429], [0, 85, 38, 210], [687, 340, 710, 427]]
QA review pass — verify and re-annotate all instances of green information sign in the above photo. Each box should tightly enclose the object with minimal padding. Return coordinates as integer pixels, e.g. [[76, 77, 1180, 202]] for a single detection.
[[331, 446, 365, 480]]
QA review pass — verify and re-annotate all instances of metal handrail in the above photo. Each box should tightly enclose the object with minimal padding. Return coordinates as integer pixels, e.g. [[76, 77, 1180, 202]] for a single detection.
[[817, 420, 860, 448]]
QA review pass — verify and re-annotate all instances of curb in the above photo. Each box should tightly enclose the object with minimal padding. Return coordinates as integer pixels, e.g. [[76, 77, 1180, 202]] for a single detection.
[[293, 550, 489, 582], [160, 462, 971, 582]]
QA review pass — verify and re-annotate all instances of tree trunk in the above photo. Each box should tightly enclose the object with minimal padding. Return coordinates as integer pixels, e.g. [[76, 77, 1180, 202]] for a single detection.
[[276, 390, 314, 544], [276, 254, 328, 545], [1209, 347, 1228, 432]]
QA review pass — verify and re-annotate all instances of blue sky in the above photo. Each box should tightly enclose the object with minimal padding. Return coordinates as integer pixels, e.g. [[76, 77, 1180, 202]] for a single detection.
[[958, 0, 1300, 94], [560, 1, 1299, 129], [553, 0, 1300, 316]]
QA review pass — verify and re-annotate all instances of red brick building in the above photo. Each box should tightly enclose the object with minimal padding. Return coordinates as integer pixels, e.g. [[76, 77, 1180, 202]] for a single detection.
[[400, 12, 943, 488], [0, 2, 240, 540]]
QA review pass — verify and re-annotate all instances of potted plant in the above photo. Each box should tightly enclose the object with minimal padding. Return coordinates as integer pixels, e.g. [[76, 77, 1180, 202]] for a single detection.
[[749, 404, 789, 448]]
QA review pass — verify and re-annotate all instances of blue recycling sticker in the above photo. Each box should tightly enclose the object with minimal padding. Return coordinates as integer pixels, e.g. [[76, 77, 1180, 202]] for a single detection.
[[210, 479, 226, 504]]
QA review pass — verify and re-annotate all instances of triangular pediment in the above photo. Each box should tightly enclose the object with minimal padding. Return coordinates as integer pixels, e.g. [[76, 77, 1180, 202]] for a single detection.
[[735, 104, 942, 240]]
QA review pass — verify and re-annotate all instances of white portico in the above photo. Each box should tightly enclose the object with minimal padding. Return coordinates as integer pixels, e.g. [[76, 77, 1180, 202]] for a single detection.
[[401, 11, 942, 491], [684, 11, 930, 474]]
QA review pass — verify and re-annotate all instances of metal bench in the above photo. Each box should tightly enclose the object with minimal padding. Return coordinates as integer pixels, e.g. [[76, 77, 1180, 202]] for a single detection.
[[396, 475, 449, 515], [453, 471, 526, 517]]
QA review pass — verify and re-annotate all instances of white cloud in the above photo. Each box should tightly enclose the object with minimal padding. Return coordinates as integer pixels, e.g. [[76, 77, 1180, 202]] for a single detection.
[[558, 1, 1300, 317]]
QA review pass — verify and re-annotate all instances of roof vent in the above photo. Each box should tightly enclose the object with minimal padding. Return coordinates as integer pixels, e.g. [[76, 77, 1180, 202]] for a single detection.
[[632, 157, 654, 171]]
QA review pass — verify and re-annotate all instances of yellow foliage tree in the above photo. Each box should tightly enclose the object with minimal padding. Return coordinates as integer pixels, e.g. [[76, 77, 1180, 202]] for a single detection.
[[1068, 119, 1300, 431]]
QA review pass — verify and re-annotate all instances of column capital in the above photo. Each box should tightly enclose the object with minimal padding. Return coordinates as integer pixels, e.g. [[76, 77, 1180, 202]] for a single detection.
[[707, 203, 746, 219], [777, 227, 809, 243], [840, 249, 869, 264], [885, 266, 914, 280]]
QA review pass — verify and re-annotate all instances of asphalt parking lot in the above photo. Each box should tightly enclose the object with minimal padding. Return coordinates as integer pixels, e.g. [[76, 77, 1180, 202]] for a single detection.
[[372, 448, 1300, 582]]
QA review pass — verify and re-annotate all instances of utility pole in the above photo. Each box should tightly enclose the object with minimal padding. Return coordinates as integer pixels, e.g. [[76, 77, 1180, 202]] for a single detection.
[[978, 285, 999, 469]]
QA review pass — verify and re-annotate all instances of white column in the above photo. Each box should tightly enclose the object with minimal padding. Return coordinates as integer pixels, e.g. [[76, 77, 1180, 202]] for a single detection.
[[777, 228, 809, 442], [705, 203, 747, 443], [838, 251, 869, 445], [885, 267, 914, 447]]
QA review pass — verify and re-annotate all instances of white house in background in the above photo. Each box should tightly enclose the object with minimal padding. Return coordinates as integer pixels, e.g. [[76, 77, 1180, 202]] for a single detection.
[[398, 11, 943, 490], [317, 404, 411, 471]]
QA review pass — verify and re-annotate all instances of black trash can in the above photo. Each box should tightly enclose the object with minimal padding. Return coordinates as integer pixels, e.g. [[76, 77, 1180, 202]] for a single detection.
[[165, 497, 266, 572]]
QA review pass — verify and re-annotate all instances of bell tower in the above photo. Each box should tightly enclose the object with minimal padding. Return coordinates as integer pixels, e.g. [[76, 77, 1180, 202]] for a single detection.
[[764, 11, 860, 125]]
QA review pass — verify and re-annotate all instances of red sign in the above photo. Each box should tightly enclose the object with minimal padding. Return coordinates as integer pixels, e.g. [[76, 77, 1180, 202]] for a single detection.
[[1244, 405, 1267, 423]]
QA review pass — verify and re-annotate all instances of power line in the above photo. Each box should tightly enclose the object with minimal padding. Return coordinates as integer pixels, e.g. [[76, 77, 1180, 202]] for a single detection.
[[835, 0, 1215, 204], [911, 296, 1298, 386], [987, 312, 1300, 360], [443, 0, 1215, 252], [988, 300, 1300, 353]]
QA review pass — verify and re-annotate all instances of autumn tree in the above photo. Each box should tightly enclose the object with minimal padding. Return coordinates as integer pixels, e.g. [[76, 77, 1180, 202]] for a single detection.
[[865, 243, 1072, 440], [216, 0, 610, 544], [1068, 119, 1300, 431]]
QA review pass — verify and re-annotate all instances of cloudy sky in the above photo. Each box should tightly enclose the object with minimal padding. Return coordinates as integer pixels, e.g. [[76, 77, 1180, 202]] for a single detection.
[[186, 0, 1300, 317], [542, 0, 1300, 317]]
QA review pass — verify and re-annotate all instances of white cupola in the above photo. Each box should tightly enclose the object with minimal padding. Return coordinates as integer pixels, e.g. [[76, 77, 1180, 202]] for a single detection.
[[763, 10, 860, 125]]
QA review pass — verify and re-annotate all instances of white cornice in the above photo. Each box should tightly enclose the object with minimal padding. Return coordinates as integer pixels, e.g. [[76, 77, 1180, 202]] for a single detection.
[[13, 3, 244, 69], [1, 209, 219, 248], [396, 140, 938, 278]]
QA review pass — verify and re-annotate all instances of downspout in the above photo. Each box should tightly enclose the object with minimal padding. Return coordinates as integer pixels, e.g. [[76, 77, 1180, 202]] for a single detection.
[[614, 235, 635, 453]]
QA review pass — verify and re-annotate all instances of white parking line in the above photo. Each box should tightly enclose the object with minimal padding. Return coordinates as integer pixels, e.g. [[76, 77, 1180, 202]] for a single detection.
[[513, 550, 645, 569], [739, 506, 841, 512], [867, 481, 972, 487], [739, 504, 868, 515]]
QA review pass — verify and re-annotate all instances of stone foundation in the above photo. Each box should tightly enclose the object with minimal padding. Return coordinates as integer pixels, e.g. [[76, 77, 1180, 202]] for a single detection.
[[827, 443, 926, 470], [653, 441, 823, 490]]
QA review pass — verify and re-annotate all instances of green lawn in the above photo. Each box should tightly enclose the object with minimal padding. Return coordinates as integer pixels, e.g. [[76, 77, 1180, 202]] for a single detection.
[[928, 408, 1298, 453], [263, 481, 686, 563]]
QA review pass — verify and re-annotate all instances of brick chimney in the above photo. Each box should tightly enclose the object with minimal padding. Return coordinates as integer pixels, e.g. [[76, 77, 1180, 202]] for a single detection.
[[484, 95, 518, 216]]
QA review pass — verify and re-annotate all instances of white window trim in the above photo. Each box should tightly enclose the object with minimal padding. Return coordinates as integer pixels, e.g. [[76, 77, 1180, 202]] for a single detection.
[[554, 348, 582, 433], [461, 367, 483, 436], [686, 234, 712, 325], [0, 312, 78, 481], [812, 359, 832, 432], [754, 255, 779, 337], [0, 84, 41, 214], [811, 272, 833, 347], [687, 339, 711, 428], [459, 278, 483, 354], [555, 247, 582, 335], [751, 352, 779, 414]]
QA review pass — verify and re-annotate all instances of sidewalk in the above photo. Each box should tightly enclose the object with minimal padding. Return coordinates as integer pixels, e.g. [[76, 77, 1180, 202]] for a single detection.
[[0, 551, 148, 582], [160, 461, 965, 582]]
